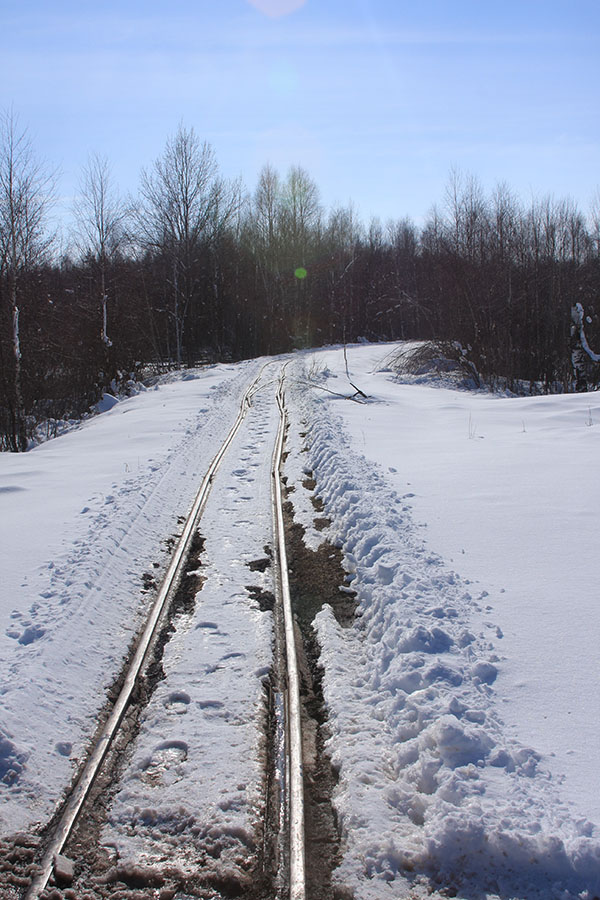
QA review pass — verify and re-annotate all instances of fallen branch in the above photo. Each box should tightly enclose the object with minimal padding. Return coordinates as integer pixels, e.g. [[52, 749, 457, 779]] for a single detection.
[[292, 377, 367, 403]]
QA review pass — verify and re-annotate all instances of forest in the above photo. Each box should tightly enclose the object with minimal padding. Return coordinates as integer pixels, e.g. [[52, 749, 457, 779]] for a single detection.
[[1, 113, 599, 451]]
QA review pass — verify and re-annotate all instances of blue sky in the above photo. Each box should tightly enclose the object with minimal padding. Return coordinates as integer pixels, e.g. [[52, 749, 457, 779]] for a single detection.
[[1, 0, 598, 228]]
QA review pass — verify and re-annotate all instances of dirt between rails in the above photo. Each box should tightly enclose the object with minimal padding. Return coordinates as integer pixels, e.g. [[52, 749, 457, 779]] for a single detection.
[[0, 832, 43, 899]]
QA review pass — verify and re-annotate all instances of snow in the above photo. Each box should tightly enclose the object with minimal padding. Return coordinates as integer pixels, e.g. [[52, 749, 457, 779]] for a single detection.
[[94, 392, 119, 413], [102, 362, 279, 875], [1, 343, 599, 899], [285, 345, 600, 898], [0, 359, 262, 832]]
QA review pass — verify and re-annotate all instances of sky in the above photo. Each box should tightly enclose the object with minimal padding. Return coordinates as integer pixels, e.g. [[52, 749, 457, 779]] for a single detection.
[[1, 0, 599, 231]]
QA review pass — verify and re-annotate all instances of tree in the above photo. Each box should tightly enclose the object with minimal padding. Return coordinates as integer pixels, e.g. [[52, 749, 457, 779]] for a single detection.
[[591, 190, 600, 260], [570, 301, 600, 390], [136, 124, 238, 365], [73, 153, 128, 348], [279, 165, 321, 345], [323, 204, 360, 343], [0, 111, 55, 450], [247, 164, 284, 352]]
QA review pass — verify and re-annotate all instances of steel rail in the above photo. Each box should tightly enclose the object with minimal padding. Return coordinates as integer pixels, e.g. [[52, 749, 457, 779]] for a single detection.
[[24, 364, 267, 900], [272, 366, 306, 900]]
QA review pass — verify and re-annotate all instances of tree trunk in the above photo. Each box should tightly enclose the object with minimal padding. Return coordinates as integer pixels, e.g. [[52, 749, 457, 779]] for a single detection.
[[10, 276, 27, 451]]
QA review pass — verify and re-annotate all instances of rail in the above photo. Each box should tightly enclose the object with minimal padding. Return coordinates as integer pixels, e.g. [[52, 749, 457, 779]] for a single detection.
[[272, 366, 306, 900], [23, 361, 306, 900], [24, 365, 267, 900]]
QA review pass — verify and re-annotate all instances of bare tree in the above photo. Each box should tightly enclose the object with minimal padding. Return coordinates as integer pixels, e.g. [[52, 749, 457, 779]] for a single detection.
[[279, 165, 321, 345], [0, 110, 55, 450], [73, 153, 128, 346], [323, 204, 359, 341], [247, 164, 284, 352], [136, 124, 238, 365], [279, 164, 321, 258], [443, 168, 489, 263], [591, 189, 600, 259], [253, 164, 281, 251]]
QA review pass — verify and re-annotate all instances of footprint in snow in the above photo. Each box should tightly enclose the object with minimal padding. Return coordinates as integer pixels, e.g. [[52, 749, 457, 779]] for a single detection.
[[55, 742, 72, 757], [163, 691, 191, 714], [17, 624, 46, 645], [141, 741, 189, 783]]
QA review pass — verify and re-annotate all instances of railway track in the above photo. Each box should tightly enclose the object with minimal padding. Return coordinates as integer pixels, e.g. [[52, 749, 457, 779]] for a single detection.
[[273, 367, 305, 900], [21, 362, 307, 900]]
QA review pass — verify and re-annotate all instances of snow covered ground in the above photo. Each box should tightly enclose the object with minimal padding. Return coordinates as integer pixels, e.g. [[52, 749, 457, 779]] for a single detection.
[[0, 343, 599, 899], [285, 345, 600, 899], [0, 359, 262, 834], [102, 362, 280, 883]]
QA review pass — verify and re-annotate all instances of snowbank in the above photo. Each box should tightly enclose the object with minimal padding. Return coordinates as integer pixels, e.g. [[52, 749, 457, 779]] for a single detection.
[[287, 347, 600, 899]]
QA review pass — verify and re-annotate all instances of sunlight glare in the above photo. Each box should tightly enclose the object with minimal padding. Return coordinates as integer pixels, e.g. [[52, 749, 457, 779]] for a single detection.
[[247, 0, 306, 18]]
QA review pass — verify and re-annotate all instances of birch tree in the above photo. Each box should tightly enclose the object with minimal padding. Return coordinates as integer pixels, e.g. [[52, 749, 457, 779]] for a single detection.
[[73, 153, 127, 347], [0, 111, 55, 450], [136, 124, 237, 365], [279, 165, 321, 345], [249, 164, 283, 352]]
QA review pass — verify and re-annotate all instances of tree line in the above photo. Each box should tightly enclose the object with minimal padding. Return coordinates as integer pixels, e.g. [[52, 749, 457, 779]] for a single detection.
[[1, 112, 599, 450]]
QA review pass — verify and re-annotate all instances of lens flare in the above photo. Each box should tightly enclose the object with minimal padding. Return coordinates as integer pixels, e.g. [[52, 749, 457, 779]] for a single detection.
[[247, 0, 306, 18], [294, 267, 307, 280]]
